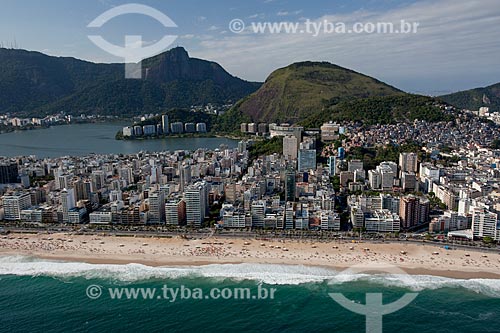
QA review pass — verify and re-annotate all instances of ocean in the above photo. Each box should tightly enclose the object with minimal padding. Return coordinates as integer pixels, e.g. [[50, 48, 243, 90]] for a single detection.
[[0, 256, 499, 332]]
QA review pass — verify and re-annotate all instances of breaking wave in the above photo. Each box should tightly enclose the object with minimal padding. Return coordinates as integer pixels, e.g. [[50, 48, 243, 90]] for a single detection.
[[0, 255, 499, 297]]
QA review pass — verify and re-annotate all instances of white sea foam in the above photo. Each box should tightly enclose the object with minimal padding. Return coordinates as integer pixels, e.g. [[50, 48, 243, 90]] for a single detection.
[[0, 255, 499, 297], [0, 255, 337, 285], [327, 273, 500, 298]]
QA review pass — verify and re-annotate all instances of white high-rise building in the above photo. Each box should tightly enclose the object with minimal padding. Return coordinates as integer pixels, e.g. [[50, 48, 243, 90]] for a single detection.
[[283, 136, 298, 160], [61, 188, 76, 223], [109, 190, 123, 202], [472, 207, 499, 240], [196, 123, 207, 133], [148, 190, 165, 224], [122, 126, 133, 137], [320, 211, 340, 231], [251, 200, 266, 228], [222, 210, 246, 228], [419, 163, 440, 182], [458, 198, 472, 215], [399, 152, 418, 175], [377, 164, 395, 191], [368, 170, 381, 189], [3, 192, 32, 220], [380, 161, 398, 174], [150, 166, 161, 184], [284, 202, 294, 229], [185, 182, 208, 228], [364, 210, 401, 233], [165, 199, 184, 225], [54, 171, 72, 190]]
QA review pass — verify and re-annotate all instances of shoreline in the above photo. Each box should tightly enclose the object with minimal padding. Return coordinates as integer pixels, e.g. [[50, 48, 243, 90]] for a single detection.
[[1, 232, 499, 280], [1, 119, 129, 136], [115, 132, 246, 141], [3, 252, 500, 280]]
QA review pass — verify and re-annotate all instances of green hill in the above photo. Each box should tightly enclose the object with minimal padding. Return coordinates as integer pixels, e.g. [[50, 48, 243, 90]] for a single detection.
[[217, 61, 454, 132], [231, 61, 404, 124], [440, 82, 500, 112], [0, 47, 260, 116]]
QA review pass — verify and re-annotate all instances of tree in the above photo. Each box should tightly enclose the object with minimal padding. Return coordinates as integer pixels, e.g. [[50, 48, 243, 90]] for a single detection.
[[482, 236, 495, 244], [331, 176, 340, 192]]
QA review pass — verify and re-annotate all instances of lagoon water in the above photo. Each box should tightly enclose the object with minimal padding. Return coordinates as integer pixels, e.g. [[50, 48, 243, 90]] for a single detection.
[[0, 123, 238, 158]]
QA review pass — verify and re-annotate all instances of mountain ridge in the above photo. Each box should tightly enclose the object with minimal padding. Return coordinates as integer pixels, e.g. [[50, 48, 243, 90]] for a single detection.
[[439, 82, 500, 112], [0, 47, 260, 116]]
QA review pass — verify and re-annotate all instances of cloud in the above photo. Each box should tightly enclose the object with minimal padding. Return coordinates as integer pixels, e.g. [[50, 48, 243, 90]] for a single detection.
[[248, 13, 265, 19], [277, 10, 303, 16], [191, 0, 500, 93], [207, 25, 219, 31]]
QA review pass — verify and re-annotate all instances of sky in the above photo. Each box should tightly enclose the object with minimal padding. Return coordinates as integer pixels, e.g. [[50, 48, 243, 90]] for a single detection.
[[0, 0, 499, 94]]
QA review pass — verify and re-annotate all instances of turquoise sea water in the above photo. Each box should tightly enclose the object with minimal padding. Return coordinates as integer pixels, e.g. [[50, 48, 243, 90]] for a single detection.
[[0, 256, 499, 332]]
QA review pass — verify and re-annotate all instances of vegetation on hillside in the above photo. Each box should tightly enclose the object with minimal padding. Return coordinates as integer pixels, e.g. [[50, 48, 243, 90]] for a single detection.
[[213, 98, 252, 134], [440, 82, 500, 112], [301, 95, 454, 127], [248, 137, 283, 160], [235, 61, 404, 124], [347, 142, 425, 170]]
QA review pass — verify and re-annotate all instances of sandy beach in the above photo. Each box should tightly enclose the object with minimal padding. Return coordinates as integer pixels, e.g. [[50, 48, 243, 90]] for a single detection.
[[1, 232, 499, 279]]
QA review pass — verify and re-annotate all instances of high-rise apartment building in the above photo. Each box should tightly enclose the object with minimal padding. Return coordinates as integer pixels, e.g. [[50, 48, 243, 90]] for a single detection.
[[399, 152, 418, 175], [298, 149, 316, 172], [0, 162, 19, 184], [185, 182, 208, 228], [148, 190, 165, 224], [3, 192, 32, 220], [400, 195, 420, 229], [283, 136, 298, 160], [161, 114, 169, 134], [472, 207, 499, 240]]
